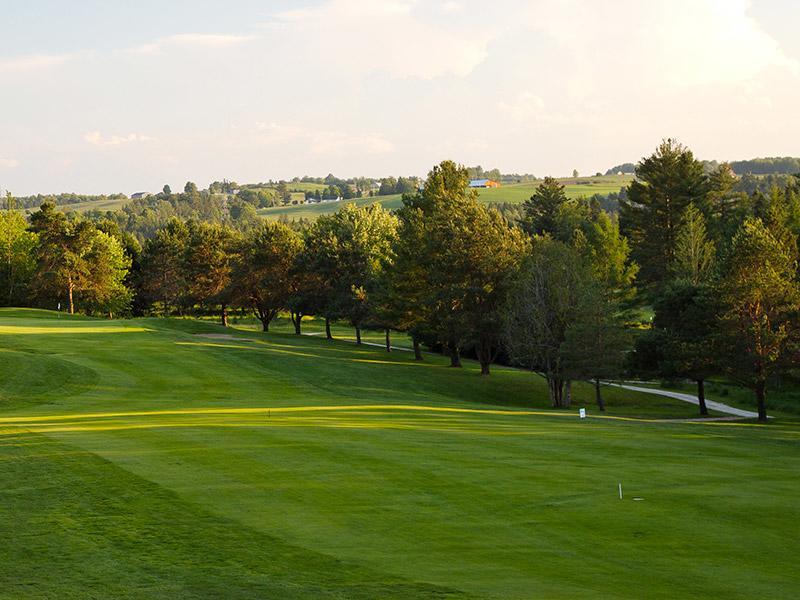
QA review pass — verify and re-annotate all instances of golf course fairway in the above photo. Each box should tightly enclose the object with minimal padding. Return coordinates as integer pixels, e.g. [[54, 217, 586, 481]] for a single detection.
[[0, 308, 797, 598]]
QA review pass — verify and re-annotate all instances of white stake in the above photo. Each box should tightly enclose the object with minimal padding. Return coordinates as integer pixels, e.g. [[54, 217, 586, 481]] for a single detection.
[[618, 483, 623, 500]]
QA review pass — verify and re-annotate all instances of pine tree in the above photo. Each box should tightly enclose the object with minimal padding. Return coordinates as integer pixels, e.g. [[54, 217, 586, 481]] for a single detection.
[[671, 204, 716, 284], [620, 139, 708, 288]]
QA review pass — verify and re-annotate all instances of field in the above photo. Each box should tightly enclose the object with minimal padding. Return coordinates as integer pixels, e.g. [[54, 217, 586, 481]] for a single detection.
[[61, 196, 133, 214], [259, 176, 632, 221], [1, 308, 798, 598]]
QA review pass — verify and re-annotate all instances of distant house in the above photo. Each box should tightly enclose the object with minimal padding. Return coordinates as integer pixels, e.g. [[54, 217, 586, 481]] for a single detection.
[[130, 192, 150, 200], [468, 179, 500, 188]]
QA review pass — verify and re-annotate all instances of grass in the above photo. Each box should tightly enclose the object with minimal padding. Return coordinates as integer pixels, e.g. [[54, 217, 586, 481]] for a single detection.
[[0, 307, 798, 598], [259, 176, 632, 221], [476, 175, 632, 205], [259, 194, 404, 220]]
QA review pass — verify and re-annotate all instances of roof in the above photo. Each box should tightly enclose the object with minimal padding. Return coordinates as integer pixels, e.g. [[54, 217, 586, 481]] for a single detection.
[[469, 179, 491, 186]]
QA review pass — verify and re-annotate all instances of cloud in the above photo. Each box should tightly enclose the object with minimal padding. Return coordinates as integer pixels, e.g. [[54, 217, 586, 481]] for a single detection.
[[497, 91, 546, 121], [0, 53, 74, 74], [128, 33, 255, 55], [275, 0, 492, 79], [254, 122, 394, 156], [524, 0, 797, 88], [84, 132, 155, 146], [440, 1, 463, 14], [0, 158, 20, 169]]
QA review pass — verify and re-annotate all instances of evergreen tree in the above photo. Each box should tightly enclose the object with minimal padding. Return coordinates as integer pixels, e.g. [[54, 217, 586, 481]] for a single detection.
[[670, 204, 716, 284], [620, 139, 709, 288]]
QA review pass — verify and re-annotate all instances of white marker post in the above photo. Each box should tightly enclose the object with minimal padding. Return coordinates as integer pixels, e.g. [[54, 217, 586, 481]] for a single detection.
[[618, 483, 623, 500], [579, 408, 586, 419]]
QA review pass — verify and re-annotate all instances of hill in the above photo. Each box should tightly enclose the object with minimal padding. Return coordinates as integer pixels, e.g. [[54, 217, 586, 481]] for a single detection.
[[259, 175, 632, 221], [0, 308, 797, 598]]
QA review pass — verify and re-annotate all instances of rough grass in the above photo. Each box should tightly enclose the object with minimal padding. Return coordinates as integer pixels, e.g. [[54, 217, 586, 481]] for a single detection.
[[0, 308, 798, 598]]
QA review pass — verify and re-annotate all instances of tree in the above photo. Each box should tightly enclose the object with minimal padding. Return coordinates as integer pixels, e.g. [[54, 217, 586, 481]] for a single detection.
[[706, 163, 747, 244], [276, 181, 291, 205], [503, 239, 593, 406], [670, 204, 716, 284], [577, 211, 638, 303], [82, 230, 132, 318], [632, 281, 720, 415], [304, 204, 397, 343], [183, 222, 237, 326], [139, 219, 190, 314], [162, 184, 172, 197], [716, 218, 800, 421], [522, 177, 568, 238], [29, 202, 95, 314], [184, 181, 198, 194], [572, 169, 579, 178], [398, 160, 528, 373], [561, 280, 630, 410], [0, 210, 37, 305], [230, 222, 302, 331], [620, 139, 709, 287]]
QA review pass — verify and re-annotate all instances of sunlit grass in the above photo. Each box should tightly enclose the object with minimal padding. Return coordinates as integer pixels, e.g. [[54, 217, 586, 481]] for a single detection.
[[0, 309, 798, 598]]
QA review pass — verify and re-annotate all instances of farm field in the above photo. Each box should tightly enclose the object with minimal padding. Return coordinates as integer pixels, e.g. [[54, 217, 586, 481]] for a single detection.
[[259, 175, 632, 221], [61, 196, 133, 214], [0, 308, 798, 598]]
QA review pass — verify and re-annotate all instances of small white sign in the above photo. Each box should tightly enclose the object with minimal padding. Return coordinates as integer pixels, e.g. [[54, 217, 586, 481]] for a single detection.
[[579, 408, 586, 419]]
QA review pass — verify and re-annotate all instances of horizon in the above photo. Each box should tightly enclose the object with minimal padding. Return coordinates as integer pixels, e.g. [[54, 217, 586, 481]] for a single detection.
[[1, 0, 799, 196]]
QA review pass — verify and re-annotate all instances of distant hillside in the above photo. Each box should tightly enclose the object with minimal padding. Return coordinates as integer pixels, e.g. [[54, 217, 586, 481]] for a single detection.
[[259, 175, 633, 221], [728, 157, 800, 175], [607, 156, 800, 176]]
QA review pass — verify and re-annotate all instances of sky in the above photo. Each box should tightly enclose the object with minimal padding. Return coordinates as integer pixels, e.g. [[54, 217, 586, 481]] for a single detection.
[[0, 0, 799, 195]]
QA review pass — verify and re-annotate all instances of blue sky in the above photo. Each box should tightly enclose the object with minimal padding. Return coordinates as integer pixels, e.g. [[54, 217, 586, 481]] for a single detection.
[[1, 0, 798, 195]]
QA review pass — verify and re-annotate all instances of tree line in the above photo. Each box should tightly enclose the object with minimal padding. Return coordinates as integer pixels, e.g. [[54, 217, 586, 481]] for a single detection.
[[2, 141, 798, 421]]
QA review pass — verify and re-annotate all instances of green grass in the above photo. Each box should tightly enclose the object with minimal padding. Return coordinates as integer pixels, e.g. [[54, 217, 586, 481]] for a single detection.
[[476, 175, 632, 205], [259, 194, 403, 220], [61, 196, 133, 213], [258, 176, 631, 221], [0, 308, 798, 598]]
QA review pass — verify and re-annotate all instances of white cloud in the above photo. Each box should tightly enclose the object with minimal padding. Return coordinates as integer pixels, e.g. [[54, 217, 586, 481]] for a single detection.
[[254, 122, 394, 156], [0, 53, 73, 74], [0, 158, 20, 168], [128, 33, 255, 55], [524, 0, 797, 88], [84, 132, 155, 146], [497, 91, 546, 121], [275, 0, 492, 79], [440, 1, 463, 14]]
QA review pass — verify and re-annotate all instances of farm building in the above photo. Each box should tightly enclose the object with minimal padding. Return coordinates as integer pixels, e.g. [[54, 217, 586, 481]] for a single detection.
[[468, 179, 500, 188], [130, 192, 151, 199]]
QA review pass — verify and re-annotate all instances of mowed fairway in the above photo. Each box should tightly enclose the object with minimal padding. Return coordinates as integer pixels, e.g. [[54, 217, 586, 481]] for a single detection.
[[0, 309, 798, 598]]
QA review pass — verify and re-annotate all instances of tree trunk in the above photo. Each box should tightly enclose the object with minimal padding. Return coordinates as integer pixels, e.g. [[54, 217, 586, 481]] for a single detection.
[[564, 380, 572, 408], [325, 317, 332, 340], [595, 378, 605, 411], [479, 357, 490, 376], [476, 339, 491, 376], [756, 379, 767, 422], [68, 278, 74, 315], [355, 326, 362, 345], [697, 379, 708, 416], [548, 377, 564, 407], [221, 303, 229, 327], [449, 346, 462, 368], [291, 311, 302, 335], [261, 318, 269, 332], [413, 337, 423, 361], [385, 328, 391, 352]]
